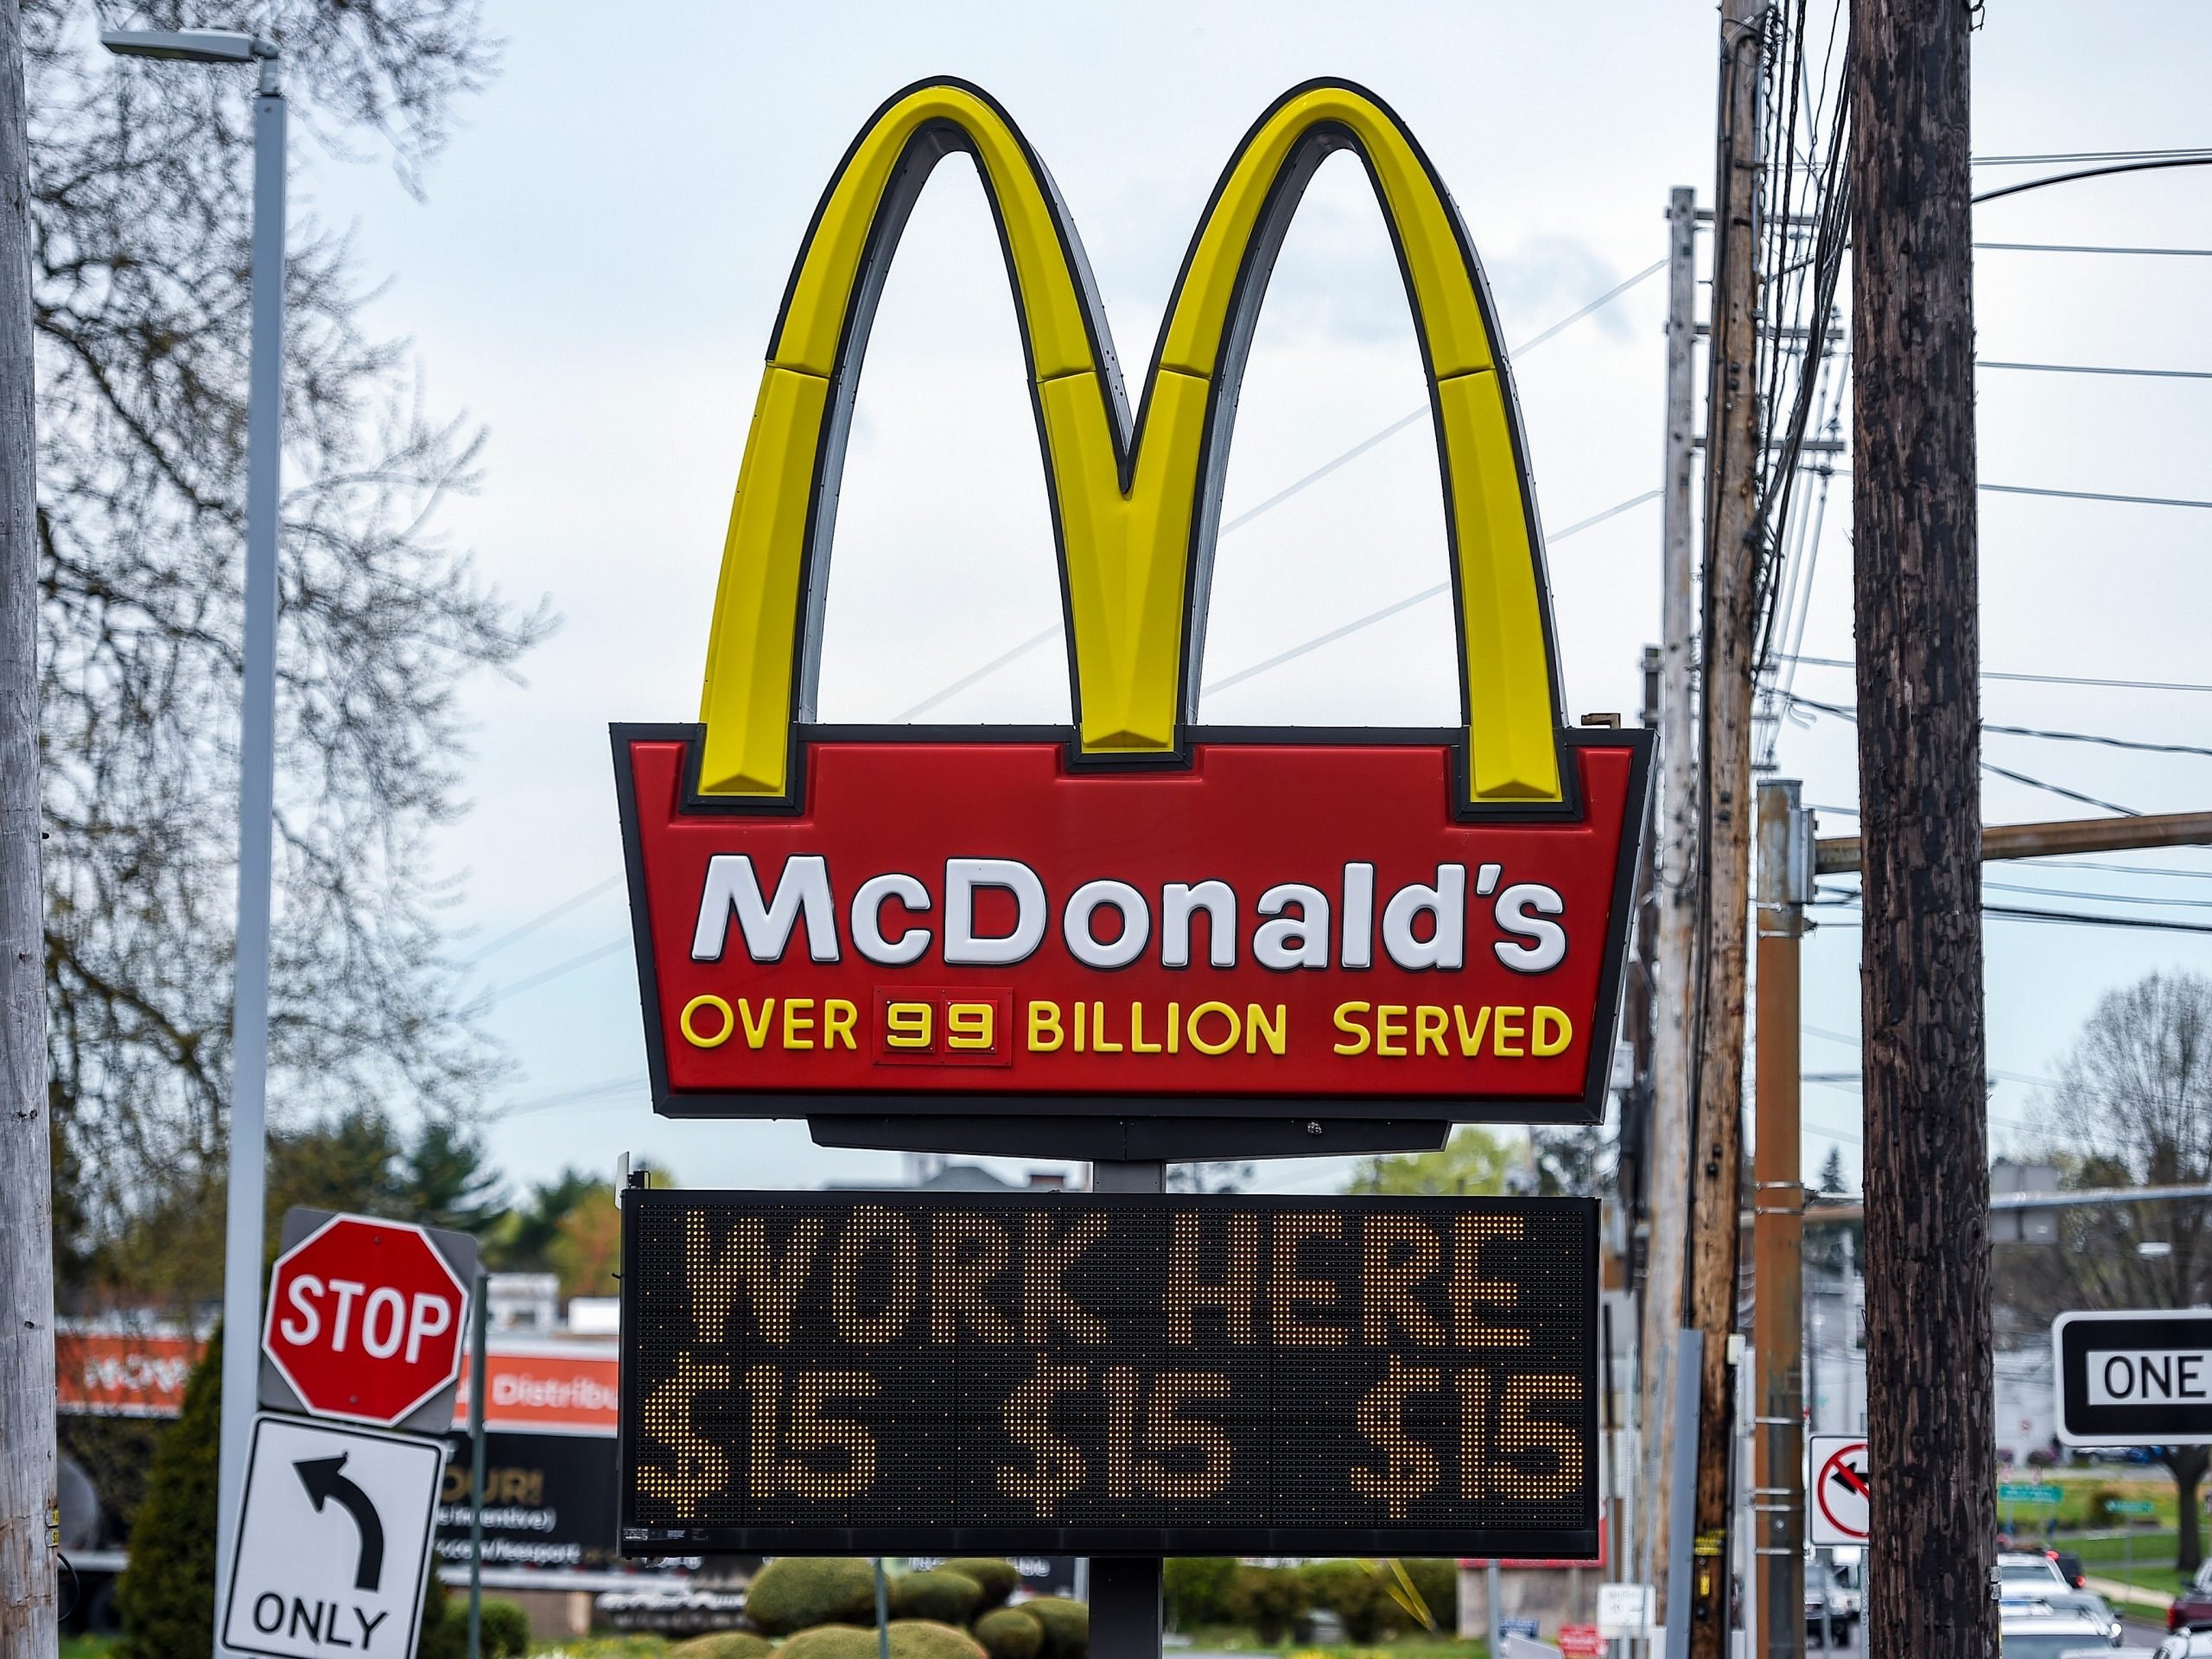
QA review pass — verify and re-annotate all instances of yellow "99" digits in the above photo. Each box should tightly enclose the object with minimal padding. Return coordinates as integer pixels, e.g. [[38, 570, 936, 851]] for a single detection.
[[947, 1002, 995, 1050], [885, 1002, 932, 1048]]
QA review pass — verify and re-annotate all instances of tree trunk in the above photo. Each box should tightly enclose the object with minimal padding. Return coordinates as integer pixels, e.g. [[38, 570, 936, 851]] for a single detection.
[[0, 3, 53, 1656], [2173, 1447, 2206, 1574], [1851, 3, 1994, 1658]]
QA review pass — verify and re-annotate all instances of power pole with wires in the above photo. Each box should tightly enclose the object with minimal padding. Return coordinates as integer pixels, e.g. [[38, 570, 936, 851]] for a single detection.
[[1849, 0, 1995, 1652], [0, 2, 54, 1654], [1639, 182, 1700, 1637], [1684, 3, 1766, 1656]]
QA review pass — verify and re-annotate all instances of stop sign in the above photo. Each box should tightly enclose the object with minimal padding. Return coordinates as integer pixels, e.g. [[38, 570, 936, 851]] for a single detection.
[[262, 1213, 471, 1427]]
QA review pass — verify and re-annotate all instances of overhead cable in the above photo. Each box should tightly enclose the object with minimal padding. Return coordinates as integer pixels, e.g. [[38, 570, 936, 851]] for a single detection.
[[1778, 653, 2212, 696], [1974, 241, 2212, 257], [1980, 359, 2212, 383]]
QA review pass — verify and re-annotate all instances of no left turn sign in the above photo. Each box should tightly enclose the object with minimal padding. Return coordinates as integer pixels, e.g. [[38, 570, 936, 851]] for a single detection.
[[1808, 1433, 1870, 1545]]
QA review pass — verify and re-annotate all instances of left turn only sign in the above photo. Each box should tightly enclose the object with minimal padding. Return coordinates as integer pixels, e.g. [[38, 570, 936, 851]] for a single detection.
[[223, 1414, 442, 1659]]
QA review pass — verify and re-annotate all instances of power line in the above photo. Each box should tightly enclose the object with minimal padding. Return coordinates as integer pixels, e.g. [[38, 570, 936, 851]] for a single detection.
[[1980, 359, 2212, 383], [889, 259, 1669, 721], [1815, 897, 2212, 937], [1974, 155, 2212, 206], [460, 874, 622, 964], [1789, 690, 2212, 761], [1779, 654, 2212, 696], [1971, 147, 2212, 167], [483, 938, 628, 1005], [1983, 879, 2212, 912], [1982, 480, 2212, 511], [1783, 694, 2142, 816], [1974, 240, 2212, 257], [1200, 489, 1662, 698]]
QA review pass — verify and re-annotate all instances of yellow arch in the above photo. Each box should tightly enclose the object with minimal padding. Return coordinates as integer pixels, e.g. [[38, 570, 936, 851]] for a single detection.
[[696, 78, 1564, 804]]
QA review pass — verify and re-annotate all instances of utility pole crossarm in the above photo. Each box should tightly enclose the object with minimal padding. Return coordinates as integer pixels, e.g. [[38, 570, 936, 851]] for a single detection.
[[1815, 809, 2212, 874]]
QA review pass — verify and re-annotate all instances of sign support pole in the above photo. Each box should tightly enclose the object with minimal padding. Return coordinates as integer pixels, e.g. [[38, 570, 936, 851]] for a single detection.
[[1090, 1160, 1165, 1659], [467, 1270, 488, 1659]]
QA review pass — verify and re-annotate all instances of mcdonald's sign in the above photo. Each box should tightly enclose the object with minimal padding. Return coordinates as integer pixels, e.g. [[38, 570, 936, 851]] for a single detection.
[[613, 79, 1651, 1134]]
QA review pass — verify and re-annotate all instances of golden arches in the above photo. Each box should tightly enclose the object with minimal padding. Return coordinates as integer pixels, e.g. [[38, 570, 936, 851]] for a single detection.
[[696, 78, 1564, 805]]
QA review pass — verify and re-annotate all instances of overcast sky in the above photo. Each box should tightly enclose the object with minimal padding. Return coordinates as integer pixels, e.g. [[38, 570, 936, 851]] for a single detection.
[[289, 0, 2212, 1201]]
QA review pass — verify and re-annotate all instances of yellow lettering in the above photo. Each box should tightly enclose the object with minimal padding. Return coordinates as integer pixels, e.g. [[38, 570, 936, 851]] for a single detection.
[[1090, 1001, 1122, 1052], [1334, 1001, 1373, 1056], [948, 1001, 995, 1050], [1245, 1003, 1286, 1055], [738, 997, 775, 1049], [1376, 1004, 1408, 1058], [1028, 1000, 1064, 1052], [824, 999, 857, 1050], [1167, 1001, 1180, 1053], [1414, 1004, 1447, 1056], [1187, 1001, 1239, 1055], [1131, 1002, 1162, 1053], [886, 1001, 932, 1049], [1494, 1006, 1526, 1058], [781, 997, 816, 1048], [1075, 999, 1086, 1052], [680, 995, 734, 1049], [1453, 1004, 1492, 1056], [1534, 1005, 1573, 1057], [1269, 1213, 1346, 1345]]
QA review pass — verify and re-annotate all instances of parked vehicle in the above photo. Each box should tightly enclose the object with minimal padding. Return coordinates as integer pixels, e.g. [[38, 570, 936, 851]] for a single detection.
[[1996, 1599, 2120, 1654], [2170, 1559, 2212, 1633], [2000, 1552, 2075, 1591], [2003, 1589, 2125, 1646]]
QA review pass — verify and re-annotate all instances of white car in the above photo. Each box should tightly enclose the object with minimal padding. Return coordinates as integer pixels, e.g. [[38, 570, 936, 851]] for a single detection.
[[1997, 1601, 2118, 1656], [1999, 1551, 2075, 1590]]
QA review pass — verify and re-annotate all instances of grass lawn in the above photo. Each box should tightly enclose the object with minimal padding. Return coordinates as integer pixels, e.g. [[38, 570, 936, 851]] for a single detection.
[[1172, 1634, 1488, 1659], [60, 1638, 117, 1659]]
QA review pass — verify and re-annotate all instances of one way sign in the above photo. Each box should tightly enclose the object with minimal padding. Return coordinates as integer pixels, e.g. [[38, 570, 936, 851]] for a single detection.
[[223, 1415, 442, 1658]]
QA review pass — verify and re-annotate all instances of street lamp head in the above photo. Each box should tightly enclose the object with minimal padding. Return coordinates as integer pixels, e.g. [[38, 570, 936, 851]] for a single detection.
[[101, 28, 280, 92]]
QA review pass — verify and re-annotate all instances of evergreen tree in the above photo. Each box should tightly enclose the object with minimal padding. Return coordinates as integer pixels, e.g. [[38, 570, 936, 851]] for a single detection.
[[1818, 1144, 1849, 1194]]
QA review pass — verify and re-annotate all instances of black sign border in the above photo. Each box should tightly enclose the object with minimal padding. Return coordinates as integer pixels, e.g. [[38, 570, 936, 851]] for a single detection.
[[2054, 1310, 2212, 1446], [612, 721, 1650, 1135], [617, 1189, 1599, 1560]]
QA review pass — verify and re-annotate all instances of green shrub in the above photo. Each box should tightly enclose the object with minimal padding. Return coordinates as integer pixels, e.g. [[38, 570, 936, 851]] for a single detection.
[[747, 1559, 880, 1634], [780, 1622, 987, 1659], [892, 1570, 983, 1624], [417, 1579, 467, 1659], [480, 1596, 532, 1658], [1164, 1559, 1237, 1630], [1226, 1566, 1309, 1643], [1020, 1596, 1090, 1659], [1395, 1560, 1457, 1635], [115, 1328, 224, 1659], [672, 1634, 778, 1659], [942, 1560, 1020, 1609], [975, 1606, 1044, 1659], [1298, 1560, 1395, 1643]]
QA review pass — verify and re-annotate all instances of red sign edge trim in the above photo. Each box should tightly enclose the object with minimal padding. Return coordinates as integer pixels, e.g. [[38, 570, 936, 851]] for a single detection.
[[611, 721, 1654, 1126]]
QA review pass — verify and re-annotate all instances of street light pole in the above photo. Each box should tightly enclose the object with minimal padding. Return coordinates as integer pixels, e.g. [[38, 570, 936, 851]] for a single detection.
[[99, 31, 283, 1658]]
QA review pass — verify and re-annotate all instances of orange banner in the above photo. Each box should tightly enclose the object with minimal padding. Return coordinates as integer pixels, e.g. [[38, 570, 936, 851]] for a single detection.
[[56, 1328, 203, 1417], [454, 1343, 619, 1436]]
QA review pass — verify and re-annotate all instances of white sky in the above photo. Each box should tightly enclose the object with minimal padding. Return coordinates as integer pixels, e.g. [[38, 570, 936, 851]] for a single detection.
[[292, 0, 2212, 1202]]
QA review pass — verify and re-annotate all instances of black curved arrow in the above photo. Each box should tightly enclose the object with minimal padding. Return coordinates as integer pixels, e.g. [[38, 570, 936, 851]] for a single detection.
[[296, 1453, 384, 1592]]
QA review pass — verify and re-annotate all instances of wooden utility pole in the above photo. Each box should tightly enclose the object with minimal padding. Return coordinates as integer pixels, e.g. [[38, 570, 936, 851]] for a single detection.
[[1639, 183, 1699, 1630], [1684, 3, 1764, 1656], [1850, 0, 1994, 1655], [0, 2, 53, 1654], [1751, 781, 1808, 1659]]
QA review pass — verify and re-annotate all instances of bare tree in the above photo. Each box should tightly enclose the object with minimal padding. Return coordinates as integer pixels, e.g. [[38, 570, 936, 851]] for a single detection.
[[2003, 969, 2212, 1570], [29, 0, 547, 1296]]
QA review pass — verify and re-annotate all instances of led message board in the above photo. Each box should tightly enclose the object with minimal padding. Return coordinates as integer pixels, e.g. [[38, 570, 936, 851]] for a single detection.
[[619, 1192, 1597, 1556], [613, 78, 1649, 1130]]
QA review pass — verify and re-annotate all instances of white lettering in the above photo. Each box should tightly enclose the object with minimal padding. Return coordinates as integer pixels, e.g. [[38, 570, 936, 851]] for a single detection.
[[1341, 862, 1375, 969], [852, 872, 931, 966], [1064, 880, 1150, 969], [406, 1291, 454, 1364], [1493, 882, 1567, 973], [1161, 880, 1236, 969], [1255, 883, 1331, 970], [1382, 863, 1466, 970], [362, 1286, 406, 1359], [690, 853, 839, 963], [944, 858, 1047, 965], [2087, 1348, 2212, 1406], [279, 1274, 323, 1345], [327, 1280, 366, 1351]]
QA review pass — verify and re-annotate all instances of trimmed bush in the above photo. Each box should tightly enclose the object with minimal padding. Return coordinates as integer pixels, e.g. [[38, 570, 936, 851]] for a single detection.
[[1163, 1559, 1236, 1630], [747, 1559, 880, 1634], [781, 1621, 988, 1659], [943, 1559, 1020, 1609], [1299, 1560, 1396, 1643], [892, 1569, 984, 1624], [672, 1634, 779, 1659], [1021, 1595, 1090, 1659], [975, 1606, 1044, 1659], [1226, 1566, 1309, 1644], [480, 1596, 532, 1658]]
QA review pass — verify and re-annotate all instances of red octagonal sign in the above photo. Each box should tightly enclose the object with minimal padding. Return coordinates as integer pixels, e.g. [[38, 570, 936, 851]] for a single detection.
[[262, 1213, 469, 1427]]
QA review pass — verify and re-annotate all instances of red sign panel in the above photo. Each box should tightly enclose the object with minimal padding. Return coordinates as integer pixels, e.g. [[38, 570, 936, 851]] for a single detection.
[[263, 1214, 469, 1427], [55, 1326, 204, 1417], [615, 727, 1645, 1121], [452, 1344, 619, 1436]]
